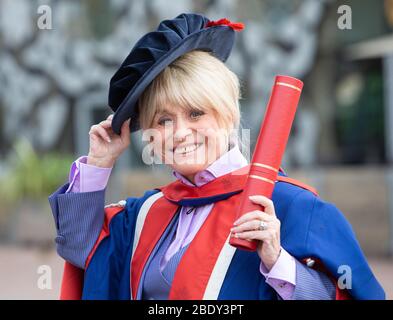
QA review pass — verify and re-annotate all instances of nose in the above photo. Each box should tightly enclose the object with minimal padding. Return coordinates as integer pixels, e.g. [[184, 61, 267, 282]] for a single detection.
[[173, 116, 192, 142]]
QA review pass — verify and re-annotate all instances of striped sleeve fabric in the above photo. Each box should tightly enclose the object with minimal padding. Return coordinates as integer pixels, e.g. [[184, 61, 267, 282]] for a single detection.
[[48, 183, 106, 269], [291, 259, 336, 300]]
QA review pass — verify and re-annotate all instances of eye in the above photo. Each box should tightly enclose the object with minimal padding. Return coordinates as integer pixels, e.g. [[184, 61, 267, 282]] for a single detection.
[[158, 117, 172, 126], [190, 110, 205, 119]]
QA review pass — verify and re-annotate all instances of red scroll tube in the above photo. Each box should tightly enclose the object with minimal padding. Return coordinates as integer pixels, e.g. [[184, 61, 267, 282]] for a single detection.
[[229, 75, 303, 251]]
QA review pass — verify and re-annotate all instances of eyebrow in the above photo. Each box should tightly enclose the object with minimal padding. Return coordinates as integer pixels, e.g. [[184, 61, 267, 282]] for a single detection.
[[156, 109, 176, 117], [155, 106, 199, 119]]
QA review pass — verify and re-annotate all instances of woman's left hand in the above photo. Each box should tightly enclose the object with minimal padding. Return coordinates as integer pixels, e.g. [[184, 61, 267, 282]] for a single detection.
[[231, 195, 281, 271]]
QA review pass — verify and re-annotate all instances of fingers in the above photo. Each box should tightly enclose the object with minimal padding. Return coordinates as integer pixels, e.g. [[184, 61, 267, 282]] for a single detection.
[[233, 210, 272, 226], [88, 114, 115, 143], [99, 119, 113, 129], [248, 195, 276, 216], [231, 219, 272, 234], [88, 114, 130, 144], [120, 118, 131, 141], [232, 229, 277, 242], [231, 198, 280, 240], [89, 124, 111, 143], [231, 211, 280, 234]]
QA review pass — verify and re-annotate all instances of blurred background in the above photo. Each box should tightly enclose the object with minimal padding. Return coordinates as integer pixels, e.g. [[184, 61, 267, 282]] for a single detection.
[[0, 0, 392, 299]]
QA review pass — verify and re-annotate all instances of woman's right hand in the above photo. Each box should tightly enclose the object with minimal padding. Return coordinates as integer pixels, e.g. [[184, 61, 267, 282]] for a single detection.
[[87, 114, 131, 168]]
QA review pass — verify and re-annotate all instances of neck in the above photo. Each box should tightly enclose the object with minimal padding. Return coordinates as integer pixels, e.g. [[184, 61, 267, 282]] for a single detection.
[[184, 174, 197, 184], [183, 144, 231, 184], [173, 141, 244, 187]]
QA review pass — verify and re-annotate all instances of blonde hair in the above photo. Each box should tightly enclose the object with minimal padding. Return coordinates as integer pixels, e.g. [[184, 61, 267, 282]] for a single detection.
[[137, 50, 244, 149]]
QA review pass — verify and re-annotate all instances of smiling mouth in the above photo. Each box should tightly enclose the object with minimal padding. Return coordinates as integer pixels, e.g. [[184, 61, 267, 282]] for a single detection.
[[172, 143, 203, 155]]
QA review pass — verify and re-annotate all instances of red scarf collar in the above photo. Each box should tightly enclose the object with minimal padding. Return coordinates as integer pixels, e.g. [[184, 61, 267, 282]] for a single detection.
[[156, 165, 250, 206], [131, 167, 253, 299]]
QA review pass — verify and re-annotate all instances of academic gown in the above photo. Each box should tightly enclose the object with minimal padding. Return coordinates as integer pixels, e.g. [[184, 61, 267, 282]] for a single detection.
[[59, 165, 385, 300]]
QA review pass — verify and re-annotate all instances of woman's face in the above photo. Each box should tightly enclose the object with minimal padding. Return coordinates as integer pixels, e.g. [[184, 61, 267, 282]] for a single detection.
[[149, 106, 229, 182]]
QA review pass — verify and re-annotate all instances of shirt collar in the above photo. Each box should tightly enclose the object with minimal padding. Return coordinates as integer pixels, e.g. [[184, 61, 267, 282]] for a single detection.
[[172, 143, 249, 187]]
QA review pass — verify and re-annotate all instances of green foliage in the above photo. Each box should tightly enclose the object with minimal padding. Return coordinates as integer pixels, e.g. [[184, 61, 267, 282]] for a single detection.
[[0, 138, 73, 204]]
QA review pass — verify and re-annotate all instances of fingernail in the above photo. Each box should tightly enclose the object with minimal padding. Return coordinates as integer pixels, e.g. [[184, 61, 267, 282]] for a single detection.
[[107, 138, 111, 143], [249, 195, 256, 200], [233, 220, 239, 225], [234, 233, 239, 238]]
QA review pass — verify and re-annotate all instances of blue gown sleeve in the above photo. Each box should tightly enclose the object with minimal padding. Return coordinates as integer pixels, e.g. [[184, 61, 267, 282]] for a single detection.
[[281, 188, 385, 300], [48, 182, 106, 269]]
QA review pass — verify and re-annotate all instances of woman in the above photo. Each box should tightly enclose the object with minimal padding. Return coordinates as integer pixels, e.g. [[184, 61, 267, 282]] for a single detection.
[[49, 13, 385, 300]]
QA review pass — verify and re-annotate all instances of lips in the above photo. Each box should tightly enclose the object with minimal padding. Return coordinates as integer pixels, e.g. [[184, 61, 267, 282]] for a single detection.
[[173, 143, 203, 155]]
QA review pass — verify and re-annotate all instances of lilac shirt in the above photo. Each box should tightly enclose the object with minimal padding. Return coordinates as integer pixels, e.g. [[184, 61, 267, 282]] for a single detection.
[[66, 144, 296, 299]]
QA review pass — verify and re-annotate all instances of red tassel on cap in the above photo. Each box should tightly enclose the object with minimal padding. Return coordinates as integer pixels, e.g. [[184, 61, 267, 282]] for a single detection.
[[206, 18, 245, 31]]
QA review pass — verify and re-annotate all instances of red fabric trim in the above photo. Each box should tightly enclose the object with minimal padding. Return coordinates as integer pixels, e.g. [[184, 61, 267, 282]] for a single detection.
[[85, 206, 124, 269], [206, 18, 245, 31], [277, 176, 319, 196], [59, 206, 125, 300], [159, 164, 317, 202], [158, 165, 248, 203], [132, 168, 250, 299], [59, 262, 84, 300], [130, 197, 179, 299], [169, 192, 241, 299]]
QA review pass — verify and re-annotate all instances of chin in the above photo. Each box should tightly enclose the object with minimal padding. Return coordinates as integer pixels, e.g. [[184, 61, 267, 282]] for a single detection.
[[163, 144, 214, 175], [171, 163, 207, 176]]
